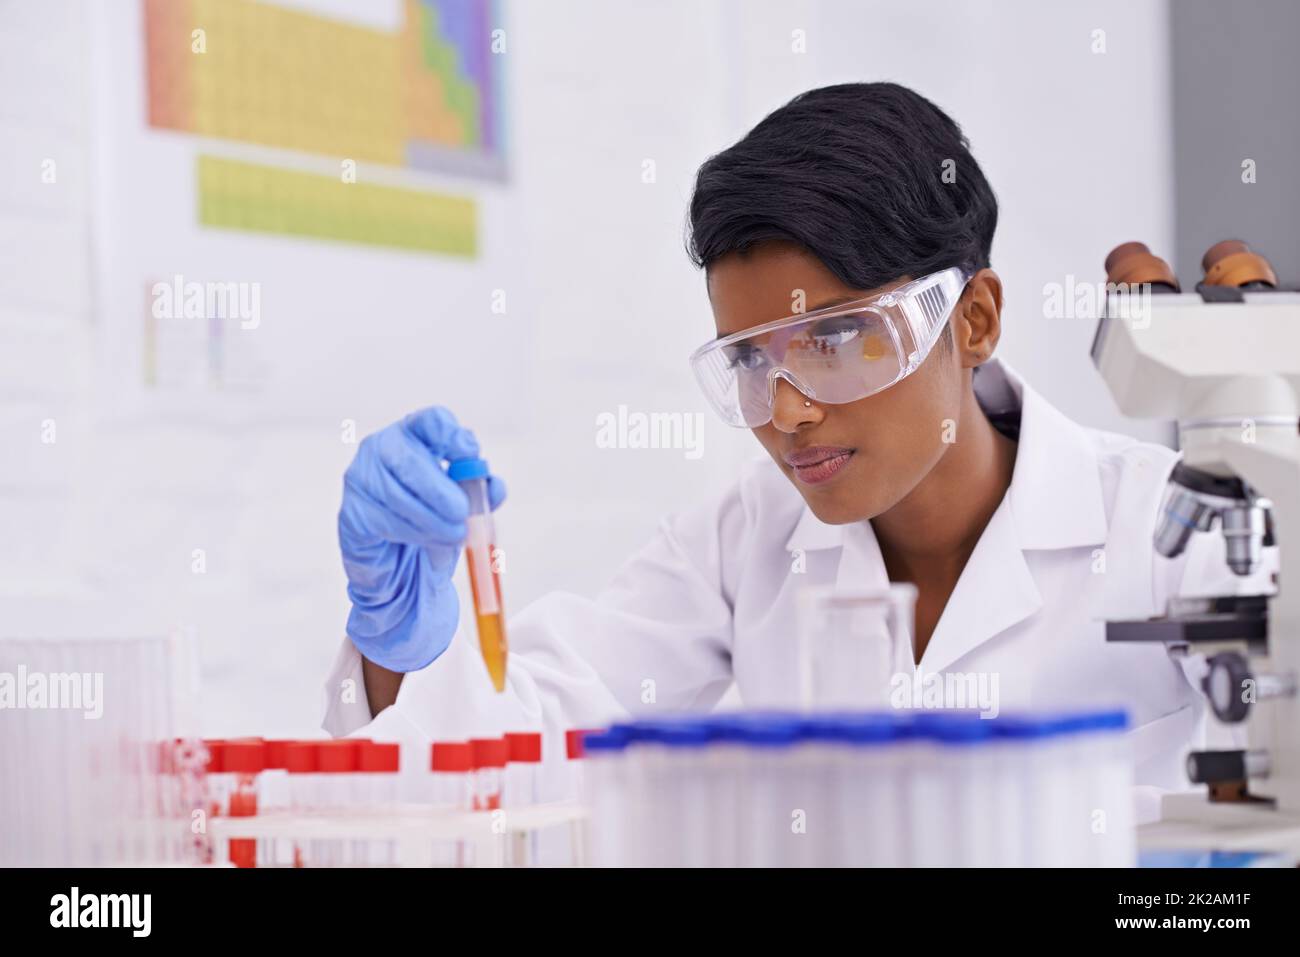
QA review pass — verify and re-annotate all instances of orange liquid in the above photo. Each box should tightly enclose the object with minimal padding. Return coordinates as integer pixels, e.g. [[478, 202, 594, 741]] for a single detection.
[[466, 546, 508, 692]]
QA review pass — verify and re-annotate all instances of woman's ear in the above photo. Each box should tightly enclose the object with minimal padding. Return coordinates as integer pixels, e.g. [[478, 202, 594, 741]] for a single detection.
[[953, 268, 1003, 369]]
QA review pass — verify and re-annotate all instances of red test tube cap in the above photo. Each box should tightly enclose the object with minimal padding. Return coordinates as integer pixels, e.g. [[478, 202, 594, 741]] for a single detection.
[[285, 741, 319, 773], [505, 732, 542, 763], [566, 729, 600, 760], [318, 739, 361, 773], [264, 739, 294, 770], [431, 741, 473, 772], [203, 739, 227, 773], [358, 741, 400, 773], [223, 739, 266, 774], [470, 737, 509, 769]]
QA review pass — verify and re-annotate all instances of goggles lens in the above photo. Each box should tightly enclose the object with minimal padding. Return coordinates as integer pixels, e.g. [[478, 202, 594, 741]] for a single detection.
[[689, 267, 970, 427]]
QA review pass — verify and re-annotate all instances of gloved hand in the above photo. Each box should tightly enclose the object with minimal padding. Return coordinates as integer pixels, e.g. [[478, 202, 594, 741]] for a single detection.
[[339, 407, 506, 672]]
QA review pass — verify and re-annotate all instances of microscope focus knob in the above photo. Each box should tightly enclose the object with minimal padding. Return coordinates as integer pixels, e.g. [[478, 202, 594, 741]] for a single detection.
[[1202, 652, 1252, 723]]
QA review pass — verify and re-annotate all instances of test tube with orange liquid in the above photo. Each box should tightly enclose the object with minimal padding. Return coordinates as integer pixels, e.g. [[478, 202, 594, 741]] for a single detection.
[[448, 457, 507, 691]]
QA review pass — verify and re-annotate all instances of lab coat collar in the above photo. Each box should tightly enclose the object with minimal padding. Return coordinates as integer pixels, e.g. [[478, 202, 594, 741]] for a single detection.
[[989, 359, 1109, 550], [783, 358, 1110, 672]]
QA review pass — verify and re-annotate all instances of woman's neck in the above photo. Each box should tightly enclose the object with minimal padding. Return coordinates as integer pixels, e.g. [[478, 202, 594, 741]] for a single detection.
[[871, 387, 1018, 583]]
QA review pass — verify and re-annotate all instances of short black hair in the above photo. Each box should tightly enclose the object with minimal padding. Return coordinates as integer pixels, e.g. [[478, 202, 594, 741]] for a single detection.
[[686, 82, 998, 290]]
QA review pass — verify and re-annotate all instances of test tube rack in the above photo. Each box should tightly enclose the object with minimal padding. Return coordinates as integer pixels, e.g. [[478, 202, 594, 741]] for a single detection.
[[208, 801, 588, 867]]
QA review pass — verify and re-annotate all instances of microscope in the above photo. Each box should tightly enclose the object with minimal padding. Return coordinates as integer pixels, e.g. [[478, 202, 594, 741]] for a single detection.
[[1093, 240, 1300, 836]]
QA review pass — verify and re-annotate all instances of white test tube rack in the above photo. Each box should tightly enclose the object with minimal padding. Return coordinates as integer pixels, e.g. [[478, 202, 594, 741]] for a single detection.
[[208, 801, 589, 867]]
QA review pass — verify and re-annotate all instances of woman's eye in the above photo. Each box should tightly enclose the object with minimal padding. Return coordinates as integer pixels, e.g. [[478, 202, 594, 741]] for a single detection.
[[808, 317, 865, 350], [725, 347, 767, 371]]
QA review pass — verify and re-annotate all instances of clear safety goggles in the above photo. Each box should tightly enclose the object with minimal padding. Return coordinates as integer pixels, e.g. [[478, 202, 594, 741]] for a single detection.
[[689, 267, 972, 428]]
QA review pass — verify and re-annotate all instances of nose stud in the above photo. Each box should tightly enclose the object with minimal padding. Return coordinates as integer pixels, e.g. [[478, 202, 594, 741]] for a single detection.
[[804, 400, 812, 408]]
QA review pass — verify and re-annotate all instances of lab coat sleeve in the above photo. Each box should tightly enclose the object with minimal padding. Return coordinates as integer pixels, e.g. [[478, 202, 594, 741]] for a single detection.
[[321, 634, 373, 738], [322, 481, 743, 740]]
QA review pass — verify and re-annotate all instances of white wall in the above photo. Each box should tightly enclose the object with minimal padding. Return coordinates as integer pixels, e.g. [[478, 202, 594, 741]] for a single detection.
[[2, 0, 1175, 735], [0, 1, 98, 628], [722, 0, 1176, 437]]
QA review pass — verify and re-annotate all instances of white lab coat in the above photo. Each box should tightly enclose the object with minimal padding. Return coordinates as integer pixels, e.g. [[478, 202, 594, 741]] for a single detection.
[[323, 359, 1274, 819]]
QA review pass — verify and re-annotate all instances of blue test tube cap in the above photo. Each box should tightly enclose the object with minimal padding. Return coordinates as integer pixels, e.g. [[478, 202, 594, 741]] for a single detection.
[[731, 714, 804, 748], [447, 457, 490, 482], [606, 721, 643, 743], [989, 715, 1062, 740], [800, 712, 903, 745], [842, 713, 908, 744], [1087, 709, 1130, 732], [696, 714, 749, 743], [910, 710, 993, 745], [798, 714, 851, 742], [607, 718, 697, 746], [648, 721, 713, 748], [582, 727, 631, 753], [990, 709, 1128, 740], [698, 711, 787, 742], [618, 719, 672, 744], [687, 710, 819, 749]]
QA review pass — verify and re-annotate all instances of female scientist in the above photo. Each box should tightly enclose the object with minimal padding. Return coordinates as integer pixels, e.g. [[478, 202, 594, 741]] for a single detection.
[[324, 83, 1253, 803]]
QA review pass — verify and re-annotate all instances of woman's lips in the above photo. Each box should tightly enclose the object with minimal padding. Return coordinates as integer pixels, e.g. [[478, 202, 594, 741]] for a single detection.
[[784, 446, 855, 485]]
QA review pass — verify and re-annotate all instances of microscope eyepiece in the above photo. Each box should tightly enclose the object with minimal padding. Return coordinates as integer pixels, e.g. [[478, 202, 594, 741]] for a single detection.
[[1103, 241, 1180, 291], [1200, 239, 1277, 290]]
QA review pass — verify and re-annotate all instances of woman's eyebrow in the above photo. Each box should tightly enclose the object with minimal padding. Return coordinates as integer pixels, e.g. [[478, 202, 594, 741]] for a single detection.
[[713, 294, 866, 340]]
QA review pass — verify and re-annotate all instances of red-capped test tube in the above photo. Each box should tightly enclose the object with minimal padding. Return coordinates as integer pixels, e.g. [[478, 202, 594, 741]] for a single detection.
[[358, 741, 400, 867], [317, 739, 362, 867], [262, 740, 292, 805], [504, 732, 542, 807], [470, 737, 508, 811], [504, 732, 543, 866], [565, 729, 598, 867], [430, 741, 475, 867], [430, 742, 474, 807], [223, 739, 264, 869], [358, 741, 400, 804], [284, 741, 320, 868], [565, 729, 598, 800], [260, 740, 293, 866], [203, 739, 229, 809], [201, 739, 228, 865]]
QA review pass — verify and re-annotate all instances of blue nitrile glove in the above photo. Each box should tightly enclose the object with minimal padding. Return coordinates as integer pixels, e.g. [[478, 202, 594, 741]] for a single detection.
[[338, 407, 506, 672]]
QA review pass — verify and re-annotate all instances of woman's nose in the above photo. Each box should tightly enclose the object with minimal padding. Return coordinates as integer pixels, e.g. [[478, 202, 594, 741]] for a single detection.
[[769, 376, 823, 433]]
